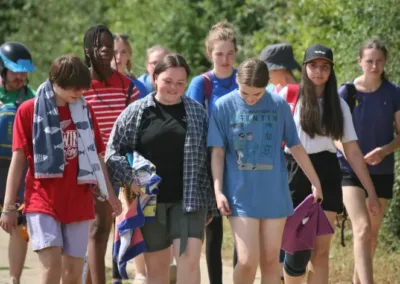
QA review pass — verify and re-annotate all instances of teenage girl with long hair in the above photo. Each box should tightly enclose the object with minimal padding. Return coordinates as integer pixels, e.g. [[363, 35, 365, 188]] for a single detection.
[[280, 44, 380, 284], [338, 39, 400, 284]]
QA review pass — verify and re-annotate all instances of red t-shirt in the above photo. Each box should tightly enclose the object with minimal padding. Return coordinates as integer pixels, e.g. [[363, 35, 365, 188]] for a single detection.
[[83, 71, 140, 146], [12, 99, 105, 224]]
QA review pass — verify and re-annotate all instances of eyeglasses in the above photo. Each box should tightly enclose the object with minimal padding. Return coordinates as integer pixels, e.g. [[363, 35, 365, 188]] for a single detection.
[[112, 33, 130, 40]]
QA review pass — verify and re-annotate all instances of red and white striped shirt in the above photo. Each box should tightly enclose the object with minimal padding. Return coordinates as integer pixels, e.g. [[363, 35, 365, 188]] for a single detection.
[[83, 71, 140, 146]]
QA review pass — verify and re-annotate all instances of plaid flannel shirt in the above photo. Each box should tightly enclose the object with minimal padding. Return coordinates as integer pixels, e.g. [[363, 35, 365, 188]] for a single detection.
[[105, 94, 218, 217]]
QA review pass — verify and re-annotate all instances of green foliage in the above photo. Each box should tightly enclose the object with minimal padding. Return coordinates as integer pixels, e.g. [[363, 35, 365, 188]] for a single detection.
[[3, 0, 111, 88], [2, 1, 400, 242]]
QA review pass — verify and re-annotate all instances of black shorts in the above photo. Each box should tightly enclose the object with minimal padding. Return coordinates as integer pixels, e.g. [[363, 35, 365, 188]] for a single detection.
[[286, 151, 343, 214], [341, 171, 394, 200]]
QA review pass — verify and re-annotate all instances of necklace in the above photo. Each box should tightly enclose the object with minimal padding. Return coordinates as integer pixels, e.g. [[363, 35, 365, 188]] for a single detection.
[[91, 82, 116, 111]]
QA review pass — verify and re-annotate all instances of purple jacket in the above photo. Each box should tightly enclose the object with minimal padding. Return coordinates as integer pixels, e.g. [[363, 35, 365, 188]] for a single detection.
[[282, 194, 334, 255]]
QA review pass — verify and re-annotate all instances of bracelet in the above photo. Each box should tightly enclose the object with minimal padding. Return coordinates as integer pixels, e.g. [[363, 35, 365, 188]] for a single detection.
[[2, 208, 17, 214], [3, 204, 17, 211], [122, 186, 137, 201]]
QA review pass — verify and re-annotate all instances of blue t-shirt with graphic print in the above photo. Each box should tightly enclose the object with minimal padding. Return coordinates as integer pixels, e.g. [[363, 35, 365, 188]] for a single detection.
[[187, 70, 238, 117], [207, 89, 300, 218]]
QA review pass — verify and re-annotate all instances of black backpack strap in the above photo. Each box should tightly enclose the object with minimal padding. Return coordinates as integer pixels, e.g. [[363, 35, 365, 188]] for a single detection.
[[126, 80, 135, 106], [342, 81, 357, 113]]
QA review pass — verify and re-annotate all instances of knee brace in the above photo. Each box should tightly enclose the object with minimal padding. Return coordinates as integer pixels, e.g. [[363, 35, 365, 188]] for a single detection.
[[284, 250, 312, 277]]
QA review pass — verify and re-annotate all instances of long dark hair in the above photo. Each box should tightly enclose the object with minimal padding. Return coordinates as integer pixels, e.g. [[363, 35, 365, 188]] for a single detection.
[[299, 64, 344, 140], [359, 38, 388, 81], [83, 25, 128, 95]]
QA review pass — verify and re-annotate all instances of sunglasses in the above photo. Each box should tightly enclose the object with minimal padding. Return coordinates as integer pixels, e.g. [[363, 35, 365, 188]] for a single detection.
[[112, 33, 130, 40]]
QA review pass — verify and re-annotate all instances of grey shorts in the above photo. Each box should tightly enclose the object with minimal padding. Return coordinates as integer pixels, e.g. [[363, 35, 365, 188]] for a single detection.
[[141, 203, 207, 254], [26, 213, 90, 258]]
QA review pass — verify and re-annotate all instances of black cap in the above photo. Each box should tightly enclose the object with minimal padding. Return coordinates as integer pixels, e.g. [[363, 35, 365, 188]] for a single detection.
[[303, 44, 334, 64], [259, 43, 301, 71]]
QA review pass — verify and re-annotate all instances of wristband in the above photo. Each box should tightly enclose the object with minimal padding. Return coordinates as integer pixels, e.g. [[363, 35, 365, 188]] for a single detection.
[[2, 208, 17, 214], [3, 204, 17, 211]]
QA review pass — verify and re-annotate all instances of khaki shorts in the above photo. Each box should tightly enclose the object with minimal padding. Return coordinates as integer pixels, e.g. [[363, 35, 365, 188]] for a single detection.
[[141, 202, 207, 255]]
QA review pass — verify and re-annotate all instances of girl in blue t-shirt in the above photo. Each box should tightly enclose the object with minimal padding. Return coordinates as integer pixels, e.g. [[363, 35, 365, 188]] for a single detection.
[[338, 39, 400, 284], [208, 58, 323, 284], [187, 21, 239, 283]]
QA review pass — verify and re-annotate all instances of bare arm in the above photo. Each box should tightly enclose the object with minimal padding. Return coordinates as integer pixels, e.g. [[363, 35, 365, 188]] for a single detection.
[[343, 141, 377, 198], [99, 154, 122, 216], [1, 150, 26, 233], [211, 147, 231, 215], [382, 111, 400, 154], [288, 144, 323, 201], [99, 154, 117, 198], [211, 147, 225, 196], [334, 140, 345, 156], [3, 150, 26, 207], [364, 111, 400, 166]]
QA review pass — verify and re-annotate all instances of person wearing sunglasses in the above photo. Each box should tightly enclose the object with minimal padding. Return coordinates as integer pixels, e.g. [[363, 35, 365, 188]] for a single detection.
[[137, 45, 170, 95]]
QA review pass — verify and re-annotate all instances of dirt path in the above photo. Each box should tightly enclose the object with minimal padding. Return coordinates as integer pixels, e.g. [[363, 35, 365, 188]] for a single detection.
[[0, 230, 262, 283]]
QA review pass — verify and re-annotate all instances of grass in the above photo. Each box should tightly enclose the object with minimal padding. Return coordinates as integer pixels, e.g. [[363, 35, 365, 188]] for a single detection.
[[0, 266, 30, 270], [221, 217, 400, 284], [107, 218, 400, 283]]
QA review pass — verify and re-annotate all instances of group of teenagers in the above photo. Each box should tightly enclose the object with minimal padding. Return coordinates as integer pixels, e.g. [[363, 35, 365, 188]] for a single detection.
[[0, 20, 398, 284]]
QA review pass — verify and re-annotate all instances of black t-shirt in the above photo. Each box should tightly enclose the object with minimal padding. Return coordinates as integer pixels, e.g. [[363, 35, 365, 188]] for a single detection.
[[136, 99, 187, 203]]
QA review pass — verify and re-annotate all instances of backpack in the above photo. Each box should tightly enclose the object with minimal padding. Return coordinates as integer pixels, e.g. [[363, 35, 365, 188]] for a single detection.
[[281, 84, 300, 148], [126, 80, 136, 106], [0, 86, 27, 158], [342, 82, 357, 113], [0, 105, 17, 158], [285, 84, 300, 115], [201, 71, 213, 109]]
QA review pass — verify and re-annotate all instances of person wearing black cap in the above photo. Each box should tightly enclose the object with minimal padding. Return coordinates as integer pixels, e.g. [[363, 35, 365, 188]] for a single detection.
[[259, 43, 300, 95], [279, 44, 380, 284], [0, 41, 36, 284]]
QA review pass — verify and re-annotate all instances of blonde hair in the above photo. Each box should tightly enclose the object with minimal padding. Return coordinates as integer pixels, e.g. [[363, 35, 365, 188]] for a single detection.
[[146, 45, 170, 62], [113, 34, 134, 76], [237, 59, 269, 88], [205, 21, 238, 54]]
